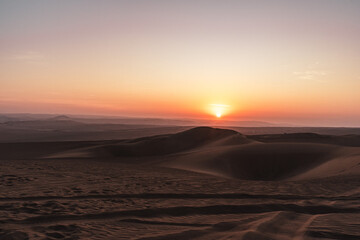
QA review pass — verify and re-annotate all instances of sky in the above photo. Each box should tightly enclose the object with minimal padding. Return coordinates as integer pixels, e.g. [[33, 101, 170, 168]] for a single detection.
[[1, 0, 360, 126]]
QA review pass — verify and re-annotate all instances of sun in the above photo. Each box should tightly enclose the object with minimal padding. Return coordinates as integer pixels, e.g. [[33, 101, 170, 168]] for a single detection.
[[209, 104, 230, 118]]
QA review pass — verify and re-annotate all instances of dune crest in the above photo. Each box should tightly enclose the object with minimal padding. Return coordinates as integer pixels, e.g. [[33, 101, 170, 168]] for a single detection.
[[103, 127, 245, 157]]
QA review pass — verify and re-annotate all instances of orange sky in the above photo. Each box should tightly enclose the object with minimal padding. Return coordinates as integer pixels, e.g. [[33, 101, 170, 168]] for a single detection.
[[1, 1, 360, 126]]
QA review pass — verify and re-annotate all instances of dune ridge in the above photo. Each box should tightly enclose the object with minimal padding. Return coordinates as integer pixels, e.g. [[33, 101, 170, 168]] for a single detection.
[[89, 127, 360, 181], [102, 127, 243, 157], [9, 126, 356, 181]]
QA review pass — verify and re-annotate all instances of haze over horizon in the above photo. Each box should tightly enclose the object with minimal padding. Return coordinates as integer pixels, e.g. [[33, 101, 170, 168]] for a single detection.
[[1, 0, 360, 126]]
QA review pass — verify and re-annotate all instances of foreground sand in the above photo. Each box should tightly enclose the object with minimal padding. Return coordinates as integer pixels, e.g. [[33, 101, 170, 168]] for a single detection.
[[0, 127, 359, 239]]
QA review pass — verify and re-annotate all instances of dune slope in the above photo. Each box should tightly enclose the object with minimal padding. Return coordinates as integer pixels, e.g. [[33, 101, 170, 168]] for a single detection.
[[164, 142, 343, 180]]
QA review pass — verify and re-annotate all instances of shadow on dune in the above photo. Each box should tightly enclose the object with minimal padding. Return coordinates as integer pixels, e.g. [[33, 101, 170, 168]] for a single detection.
[[164, 142, 339, 181], [249, 132, 360, 147]]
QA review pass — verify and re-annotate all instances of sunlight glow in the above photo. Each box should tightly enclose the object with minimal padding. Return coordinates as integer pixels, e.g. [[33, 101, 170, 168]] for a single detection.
[[210, 104, 230, 118]]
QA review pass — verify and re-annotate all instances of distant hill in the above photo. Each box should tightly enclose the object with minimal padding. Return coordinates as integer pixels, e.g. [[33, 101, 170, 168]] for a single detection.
[[49, 115, 72, 121], [1, 119, 85, 129], [0, 115, 18, 123]]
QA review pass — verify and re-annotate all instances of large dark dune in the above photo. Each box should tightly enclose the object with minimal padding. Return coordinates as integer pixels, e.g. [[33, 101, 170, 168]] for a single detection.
[[103, 127, 248, 157], [75, 127, 360, 180], [2, 127, 359, 181]]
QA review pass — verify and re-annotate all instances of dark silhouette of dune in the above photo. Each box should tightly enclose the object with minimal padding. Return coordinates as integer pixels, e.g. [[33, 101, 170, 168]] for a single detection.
[[3, 126, 356, 181], [103, 127, 248, 157], [75, 127, 357, 181]]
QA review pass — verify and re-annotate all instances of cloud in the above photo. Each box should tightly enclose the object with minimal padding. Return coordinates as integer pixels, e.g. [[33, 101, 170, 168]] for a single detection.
[[293, 70, 327, 81], [12, 51, 45, 63]]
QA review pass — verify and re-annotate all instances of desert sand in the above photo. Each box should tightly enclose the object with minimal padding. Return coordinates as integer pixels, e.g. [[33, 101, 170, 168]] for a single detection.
[[1, 126, 360, 239]]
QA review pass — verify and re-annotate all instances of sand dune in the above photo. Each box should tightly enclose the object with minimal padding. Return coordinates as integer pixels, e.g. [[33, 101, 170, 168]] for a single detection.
[[1, 127, 359, 239], [37, 127, 360, 181], [2, 127, 359, 181], [102, 127, 247, 157], [163, 142, 344, 180]]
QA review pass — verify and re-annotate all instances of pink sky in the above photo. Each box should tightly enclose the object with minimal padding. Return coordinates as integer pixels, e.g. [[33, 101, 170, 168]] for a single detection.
[[1, 1, 360, 126]]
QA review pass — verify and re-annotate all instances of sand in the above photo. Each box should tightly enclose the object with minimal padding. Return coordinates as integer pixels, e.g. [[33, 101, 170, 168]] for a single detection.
[[0, 127, 359, 239]]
